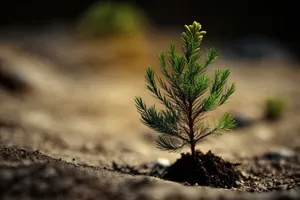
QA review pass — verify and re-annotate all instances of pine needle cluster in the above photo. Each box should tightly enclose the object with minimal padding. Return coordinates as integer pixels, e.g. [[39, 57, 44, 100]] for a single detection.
[[135, 21, 236, 159]]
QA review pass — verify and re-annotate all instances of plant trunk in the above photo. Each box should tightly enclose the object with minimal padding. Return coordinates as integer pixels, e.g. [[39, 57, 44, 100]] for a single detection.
[[190, 141, 195, 160], [187, 99, 196, 161]]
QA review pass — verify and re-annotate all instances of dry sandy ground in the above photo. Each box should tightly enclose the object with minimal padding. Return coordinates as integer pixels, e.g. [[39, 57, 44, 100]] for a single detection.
[[0, 26, 300, 199]]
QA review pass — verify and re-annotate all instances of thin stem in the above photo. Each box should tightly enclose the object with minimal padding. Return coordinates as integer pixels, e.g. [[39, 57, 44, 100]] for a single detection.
[[187, 98, 196, 160], [195, 127, 217, 143]]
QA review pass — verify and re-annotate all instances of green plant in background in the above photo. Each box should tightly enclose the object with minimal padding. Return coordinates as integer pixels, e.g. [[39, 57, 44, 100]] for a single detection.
[[265, 98, 286, 121], [77, 2, 148, 37], [135, 21, 236, 159]]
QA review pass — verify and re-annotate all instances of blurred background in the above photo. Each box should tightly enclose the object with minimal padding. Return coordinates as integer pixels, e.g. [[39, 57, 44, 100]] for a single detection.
[[0, 0, 299, 165], [1, 0, 299, 60]]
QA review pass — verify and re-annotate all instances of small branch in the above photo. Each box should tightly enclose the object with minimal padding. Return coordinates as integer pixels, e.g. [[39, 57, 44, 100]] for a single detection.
[[195, 128, 217, 143], [177, 122, 190, 138]]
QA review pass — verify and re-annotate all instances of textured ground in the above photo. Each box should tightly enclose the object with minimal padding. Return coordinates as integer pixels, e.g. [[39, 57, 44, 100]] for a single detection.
[[0, 26, 300, 199]]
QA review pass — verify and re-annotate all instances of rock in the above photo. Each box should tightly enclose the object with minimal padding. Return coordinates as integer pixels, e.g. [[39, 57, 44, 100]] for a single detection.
[[232, 115, 252, 129], [156, 158, 170, 167], [0, 59, 32, 95], [235, 181, 243, 187], [263, 148, 296, 160], [240, 171, 250, 179]]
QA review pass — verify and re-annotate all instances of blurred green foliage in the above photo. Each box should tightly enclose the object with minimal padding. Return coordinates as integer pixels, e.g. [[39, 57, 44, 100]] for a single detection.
[[264, 98, 286, 121], [77, 2, 149, 37]]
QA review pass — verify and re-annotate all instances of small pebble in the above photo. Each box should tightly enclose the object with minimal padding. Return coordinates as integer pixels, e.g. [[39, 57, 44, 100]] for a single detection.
[[156, 158, 170, 167], [23, 159, 32, 166], [235, 181, 243, 187], [240, 171, 249, 179]]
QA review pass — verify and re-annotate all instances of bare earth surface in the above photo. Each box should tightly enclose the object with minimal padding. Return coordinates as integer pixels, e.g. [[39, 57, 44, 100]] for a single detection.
[[0, 26, 300, 199]]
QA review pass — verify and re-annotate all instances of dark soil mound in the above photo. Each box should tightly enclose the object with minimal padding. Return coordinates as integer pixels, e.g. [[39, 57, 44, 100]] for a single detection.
[[162, 150, 241, 188]]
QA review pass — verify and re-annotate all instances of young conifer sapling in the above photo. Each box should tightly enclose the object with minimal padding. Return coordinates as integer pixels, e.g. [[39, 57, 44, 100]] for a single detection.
[[135, 21, 236, 160]]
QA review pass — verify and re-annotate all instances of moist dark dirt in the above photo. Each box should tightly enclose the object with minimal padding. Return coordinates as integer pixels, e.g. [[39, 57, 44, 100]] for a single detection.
[[110, 148, 300, 193], [238, 148, 300, 192], [111, 150, 241, 188], [162, 150, 241, 188]]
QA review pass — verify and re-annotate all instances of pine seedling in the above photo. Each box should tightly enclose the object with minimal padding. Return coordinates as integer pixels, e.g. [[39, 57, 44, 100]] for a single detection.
[[135, 21, 236, 159]]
